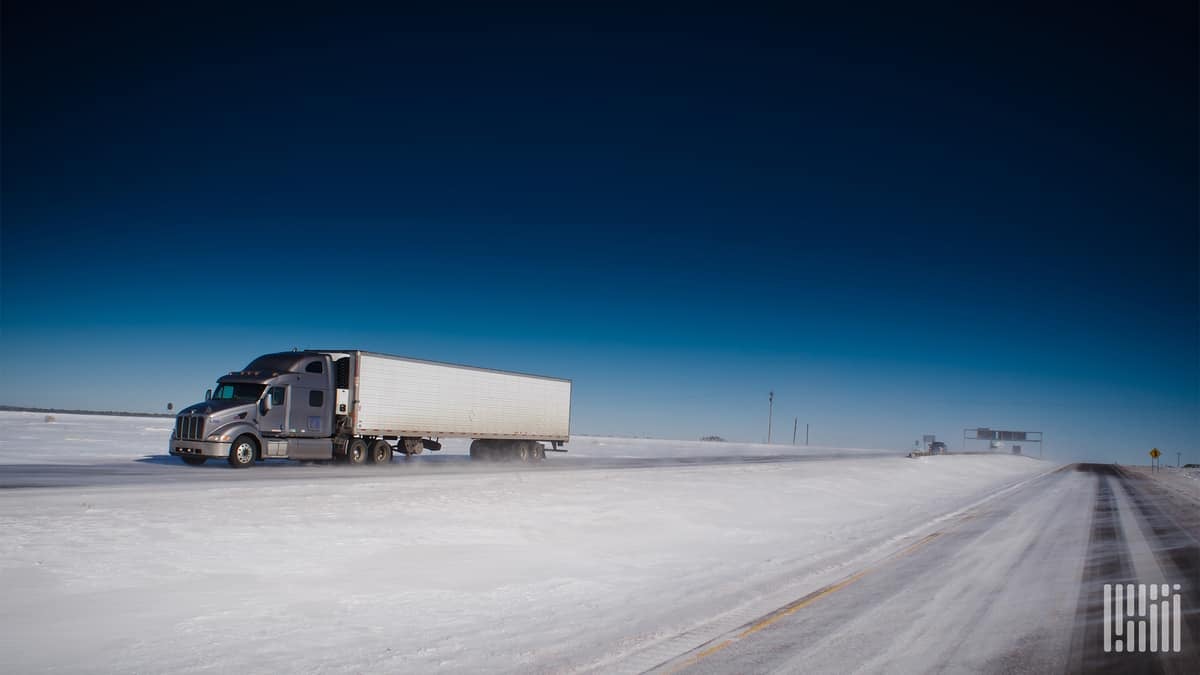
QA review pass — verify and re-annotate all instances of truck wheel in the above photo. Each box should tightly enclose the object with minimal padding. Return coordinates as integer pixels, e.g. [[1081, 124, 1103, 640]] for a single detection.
[[469, 439, 492, 461], [346, 438, 368, 465], [227, 435, 257, 468], [403, 438, 424, 456], [181, 455, 207, 466], [515, 442, 530, 462], [368, 439, 393, 464]]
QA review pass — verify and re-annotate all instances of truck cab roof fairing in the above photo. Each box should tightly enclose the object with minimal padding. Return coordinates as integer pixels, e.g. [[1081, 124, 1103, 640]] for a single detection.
[[242, 353, 310, 375]]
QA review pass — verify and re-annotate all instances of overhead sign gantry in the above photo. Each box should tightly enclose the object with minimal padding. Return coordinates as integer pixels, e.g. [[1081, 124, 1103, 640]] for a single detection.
[[962, 428, 1043, 458]]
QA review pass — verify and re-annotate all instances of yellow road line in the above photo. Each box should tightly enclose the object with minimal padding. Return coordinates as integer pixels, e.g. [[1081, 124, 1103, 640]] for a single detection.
[[663, 530, 948, 673]]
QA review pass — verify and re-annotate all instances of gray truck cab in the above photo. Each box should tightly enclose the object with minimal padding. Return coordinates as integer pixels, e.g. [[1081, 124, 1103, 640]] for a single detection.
[[169, 351, 351, 467]]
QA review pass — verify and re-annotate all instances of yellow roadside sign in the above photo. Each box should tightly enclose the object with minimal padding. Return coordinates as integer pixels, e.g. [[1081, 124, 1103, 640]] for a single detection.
[[1150, 448, 1161, 459]]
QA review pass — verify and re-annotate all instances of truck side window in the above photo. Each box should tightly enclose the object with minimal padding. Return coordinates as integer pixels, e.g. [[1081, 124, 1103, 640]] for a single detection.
[[270, 387, 285, 406], [305, 361, 323, 374], [309, 390, 324, 407]]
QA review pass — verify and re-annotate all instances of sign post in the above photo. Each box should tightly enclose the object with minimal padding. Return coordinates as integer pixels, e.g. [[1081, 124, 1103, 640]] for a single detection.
[[1150, 448, 1161, 472]]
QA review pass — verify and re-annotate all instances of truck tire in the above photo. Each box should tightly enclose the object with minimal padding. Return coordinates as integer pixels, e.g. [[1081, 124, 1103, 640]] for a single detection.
[[368, 439, 393, 464], [469, 439, 491, 461], [515, 442, 530, 462], [181, 455, 207, 466], [227, 435, 257, 468], [402, 438, 423, 456], [346, 438, 368, 465]]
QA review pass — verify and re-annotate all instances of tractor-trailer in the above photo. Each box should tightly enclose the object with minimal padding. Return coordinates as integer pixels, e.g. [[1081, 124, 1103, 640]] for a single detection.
[[169, 350, 571, 468]]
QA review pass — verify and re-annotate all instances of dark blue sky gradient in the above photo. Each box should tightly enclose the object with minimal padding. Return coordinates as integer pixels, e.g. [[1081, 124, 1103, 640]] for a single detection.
[[2, 3, 1196, 460]]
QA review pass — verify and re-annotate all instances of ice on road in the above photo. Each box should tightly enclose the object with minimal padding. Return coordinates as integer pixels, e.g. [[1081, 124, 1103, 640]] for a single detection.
[[668, 464, 1199, 675], [0, 412, 1049, 673]]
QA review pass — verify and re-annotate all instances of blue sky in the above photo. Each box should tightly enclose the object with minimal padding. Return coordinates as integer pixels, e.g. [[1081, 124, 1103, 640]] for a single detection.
[[2, 3, 1196, 462]]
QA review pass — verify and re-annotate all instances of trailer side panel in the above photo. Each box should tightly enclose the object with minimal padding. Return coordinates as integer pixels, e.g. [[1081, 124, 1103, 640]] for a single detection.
[[354, 352, 571, 440]]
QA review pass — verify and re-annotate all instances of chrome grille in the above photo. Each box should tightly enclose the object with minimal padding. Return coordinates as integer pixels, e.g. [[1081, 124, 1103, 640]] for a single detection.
[[175, 415, 206, 440]]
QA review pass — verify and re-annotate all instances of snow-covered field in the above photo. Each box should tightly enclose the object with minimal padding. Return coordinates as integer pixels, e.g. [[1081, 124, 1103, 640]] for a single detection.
[[0, 411, 886, 464], [0, 412, 178, 464], [0, 412, 1051, 673], [1129, 464, 1200, 496]]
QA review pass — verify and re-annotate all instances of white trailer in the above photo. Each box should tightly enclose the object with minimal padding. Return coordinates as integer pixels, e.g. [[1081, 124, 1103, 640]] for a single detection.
[[353, 352, 571, 441]]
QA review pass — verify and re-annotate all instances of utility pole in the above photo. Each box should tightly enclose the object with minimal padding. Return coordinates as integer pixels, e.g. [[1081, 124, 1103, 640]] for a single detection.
[[1179, 452, 1182, 468], [806, 423, 810, 445], [792, 417, 798, 445], [767, 391, 774, 444]]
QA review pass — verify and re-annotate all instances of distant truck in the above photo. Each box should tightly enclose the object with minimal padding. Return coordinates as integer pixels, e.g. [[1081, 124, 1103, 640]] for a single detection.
[[170, 350, 571, 467]]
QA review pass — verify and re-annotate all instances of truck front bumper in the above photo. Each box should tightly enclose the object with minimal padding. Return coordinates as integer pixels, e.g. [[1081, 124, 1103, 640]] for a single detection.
[[169, 438, 228, 458]]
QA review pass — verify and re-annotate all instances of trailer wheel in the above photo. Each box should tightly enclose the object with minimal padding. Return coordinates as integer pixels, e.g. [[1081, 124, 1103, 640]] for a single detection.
[[469, 439, 491, 461], [227, 435, 257, 468], [368, 439, 393, 464], [515, 442, 530, 462], [403, 438, 424, 456], [181, 455, 207, 466], [346, 438, 368, 465]]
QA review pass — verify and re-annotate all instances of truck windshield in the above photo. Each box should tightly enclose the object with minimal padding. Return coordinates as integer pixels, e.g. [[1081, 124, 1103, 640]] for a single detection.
[[211, 383, 266, 401]]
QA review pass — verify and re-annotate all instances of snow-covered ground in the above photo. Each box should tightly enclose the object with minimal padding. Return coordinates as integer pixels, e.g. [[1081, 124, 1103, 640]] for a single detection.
[[0, 412, 1052, 673], [0, 411, 178, 464], [1126, 464, 1200, 497], [0, 411, 885, 464]]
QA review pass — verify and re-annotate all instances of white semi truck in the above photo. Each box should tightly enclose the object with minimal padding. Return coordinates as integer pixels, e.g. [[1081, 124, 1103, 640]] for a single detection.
[[169, 350, 571, 467]]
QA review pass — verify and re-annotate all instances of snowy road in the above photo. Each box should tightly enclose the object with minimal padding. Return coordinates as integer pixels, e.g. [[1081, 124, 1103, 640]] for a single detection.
[[0, 411, 898, 489], [649, 464, 1199, 675], [0, 452, 902, 489]]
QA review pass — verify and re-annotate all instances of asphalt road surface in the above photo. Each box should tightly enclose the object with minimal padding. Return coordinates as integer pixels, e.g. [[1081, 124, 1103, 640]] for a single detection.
[[649, 464, 1199, 674], [0, 451, 899, 489]]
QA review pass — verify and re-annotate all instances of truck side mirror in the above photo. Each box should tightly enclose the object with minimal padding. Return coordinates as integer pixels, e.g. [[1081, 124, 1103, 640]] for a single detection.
[[260, 396, 271, 415], [205, 389, 212, 401]]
